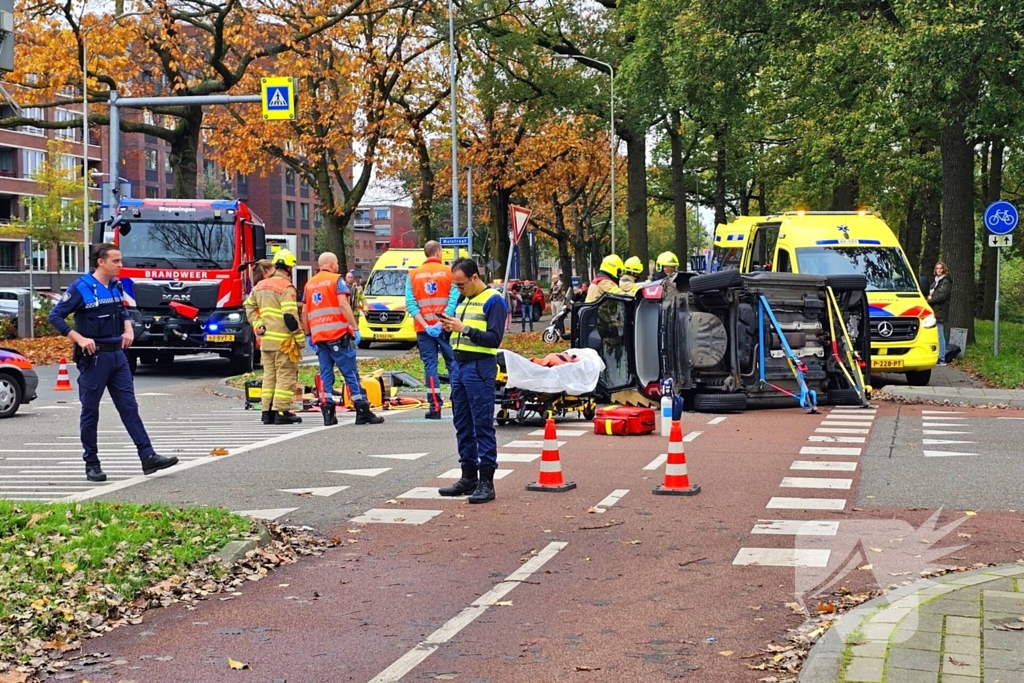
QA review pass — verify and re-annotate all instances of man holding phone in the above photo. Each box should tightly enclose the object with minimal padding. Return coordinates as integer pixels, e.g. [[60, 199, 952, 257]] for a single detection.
[[437, 259, 508, 504]]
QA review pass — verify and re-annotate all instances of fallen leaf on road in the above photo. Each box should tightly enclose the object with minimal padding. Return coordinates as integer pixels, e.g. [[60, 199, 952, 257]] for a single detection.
[[0, 671, 29, 683], [719, 650, 734, 657], [210, 448, 229, 456], [277, 584, 289, 587], [996, 622, 1024, 631], [817, 602, 835, 614], [432, 675, 456, 681], [870, 547, 883, 553], [964, 511, 977, 516], [227, 657, 250, 670], [573, 665, 595, 671], [347, 529, 361, 533], [858, 564, 873, 571], [495, 601, 513, 607], [958, 533, 972, 538]]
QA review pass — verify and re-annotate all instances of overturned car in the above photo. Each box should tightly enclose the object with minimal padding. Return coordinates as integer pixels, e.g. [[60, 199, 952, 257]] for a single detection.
[[570, 269, 872, 412]]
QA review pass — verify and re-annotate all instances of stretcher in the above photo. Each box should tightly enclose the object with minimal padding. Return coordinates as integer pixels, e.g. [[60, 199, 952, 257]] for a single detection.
[[494, 348, 605, 425]]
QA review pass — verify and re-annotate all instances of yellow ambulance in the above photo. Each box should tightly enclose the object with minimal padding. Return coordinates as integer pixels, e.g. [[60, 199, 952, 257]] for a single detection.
[[733, 211, 939, 385], [711, 217, 757, 272], [357, 248, 454, 348]]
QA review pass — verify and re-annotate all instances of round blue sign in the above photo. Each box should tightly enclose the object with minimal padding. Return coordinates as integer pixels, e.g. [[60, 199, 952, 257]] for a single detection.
[[984, 200, 1018, 235]]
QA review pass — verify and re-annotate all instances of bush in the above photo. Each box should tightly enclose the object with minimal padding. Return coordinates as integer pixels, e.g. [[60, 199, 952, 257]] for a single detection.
[[1000, 257, 1024, 323], [0, 298, 66, 340], [0, 316, 15, 341]]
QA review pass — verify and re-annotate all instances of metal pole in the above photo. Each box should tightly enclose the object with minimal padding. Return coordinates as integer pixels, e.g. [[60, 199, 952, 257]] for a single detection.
[[106, 90, 119, 232], [994, 245, 1001, 357], [609, 65, 615, 256], [448, 0, 459, 260], [82, 36, 89, 270], [466, 166, 473, 259], [27, 237, 34, 338]]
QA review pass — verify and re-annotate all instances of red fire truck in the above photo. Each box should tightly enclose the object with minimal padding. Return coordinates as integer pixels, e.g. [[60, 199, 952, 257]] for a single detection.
[[100, 198, 268, 374]]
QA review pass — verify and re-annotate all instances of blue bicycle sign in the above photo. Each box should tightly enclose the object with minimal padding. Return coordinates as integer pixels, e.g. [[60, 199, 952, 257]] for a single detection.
[[984, 200, 1018, 235]]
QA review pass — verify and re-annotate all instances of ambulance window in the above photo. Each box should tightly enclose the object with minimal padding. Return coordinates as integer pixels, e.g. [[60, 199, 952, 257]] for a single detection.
[[749, 226, 779, 271], [775, 249, 793, 273]]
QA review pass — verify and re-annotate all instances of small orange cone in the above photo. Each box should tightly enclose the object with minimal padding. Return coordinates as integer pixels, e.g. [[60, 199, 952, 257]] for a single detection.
[[653, 420, 700, 496], [526, 417, 576, 492], [54, 358, 73, 391]]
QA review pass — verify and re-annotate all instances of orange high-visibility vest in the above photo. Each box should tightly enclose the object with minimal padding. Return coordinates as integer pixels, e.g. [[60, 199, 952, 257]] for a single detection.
[[303, 272, 354, 344], [409, 257, 453, 333]]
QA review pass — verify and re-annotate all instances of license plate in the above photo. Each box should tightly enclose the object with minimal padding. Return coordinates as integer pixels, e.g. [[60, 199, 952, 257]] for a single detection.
[[206, 334, 235, 343], [375, 333, 394, 340], [872, 358, 904, 369]]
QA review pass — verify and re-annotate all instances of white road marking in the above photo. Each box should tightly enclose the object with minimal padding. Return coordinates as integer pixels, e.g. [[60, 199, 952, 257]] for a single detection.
[[823, 414, 875, 421], [135, 392, 172, 397], [278, 486, 350, 497], [328, 468, 392, 477], [350, 508, 443, 525], [997, 417, 1024, 420], [684, 431, 703, 442], [733, 548, 831, 567], [503, 440, 565, 448], [923, 430, 972, 435], [497, 452, 541, 463], [808, 435, 866, 443], [707, 417, 728, 425], [398, 487, 461, 500], [921, 416, 966, 421], [643, 454, 668, 471], [780, 476, 852, 490], [820, 421, 874, 428], [923, 410, 965, 414], [751, 520, 840, 535], [922, 439, 976, 445], [800, 446, 862, 456], [234, 508, 298, 520], [592, 489, 629, 513], [767, 497, 846, 511], [923, 450, 979, 458], [368, 452, 430, 460], [790, 461, 858, 471], [528, 429, 587, 437], [918, 423, 968, 428], [367, 542, 567, 683], [438, 468, 513, 480], [816, 427, 870, 434]]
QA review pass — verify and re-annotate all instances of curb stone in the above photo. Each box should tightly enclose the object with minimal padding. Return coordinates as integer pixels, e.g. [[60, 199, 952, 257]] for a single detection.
[[798, 563, 1024, 683], [209, 522, 273, 566], [874, 387, 1024, 410]]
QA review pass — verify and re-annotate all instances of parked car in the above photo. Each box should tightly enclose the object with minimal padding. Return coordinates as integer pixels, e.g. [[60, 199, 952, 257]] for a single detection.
[[571, 269, 872, 412], [0, 288, 50, 318], [0, 346, 38, 418]]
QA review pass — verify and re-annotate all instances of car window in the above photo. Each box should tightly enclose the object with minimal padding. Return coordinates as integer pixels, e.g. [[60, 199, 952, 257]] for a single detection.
[[596, 298, 630, 388], [775, 249, 793, 273], [795, 246, 917, 292], [363, 270, 408, 297]]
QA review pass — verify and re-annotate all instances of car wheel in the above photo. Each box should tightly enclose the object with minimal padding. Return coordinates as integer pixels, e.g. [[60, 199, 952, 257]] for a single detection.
[[0, 372, 22, 418], [357, 339, 371, 349], [904, 369, 932, 386], [825, 274, 868, 292], [692, 392, 747, 413], [690, 269, 743, 293], [826, 388, 863, 405]]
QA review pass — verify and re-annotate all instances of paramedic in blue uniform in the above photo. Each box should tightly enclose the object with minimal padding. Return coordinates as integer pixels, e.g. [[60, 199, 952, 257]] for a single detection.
[[48, 243, 178, 483], [437, 258, 507, 504]]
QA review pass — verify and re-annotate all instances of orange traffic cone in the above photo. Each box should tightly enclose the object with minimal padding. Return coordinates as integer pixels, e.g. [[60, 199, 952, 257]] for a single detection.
[[653, 420, 700, 496], [54, 358, 73, 391], [526, 417, 576, 492]]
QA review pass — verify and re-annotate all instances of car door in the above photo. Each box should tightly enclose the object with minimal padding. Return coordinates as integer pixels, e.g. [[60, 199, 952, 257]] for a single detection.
[[571, 294, 638, 394]]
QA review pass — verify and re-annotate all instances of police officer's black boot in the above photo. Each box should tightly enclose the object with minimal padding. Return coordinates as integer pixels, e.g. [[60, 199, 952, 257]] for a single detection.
[[85, 463, 107, 482], [327, 403, 338, 426], [354, 401, 384, 425], [468, 467, 496, 504], [438, 465, 478, 497], [425, 407, 442, 420], [261, 410, 274, 425], [320, 404, 332, 426], [275, 410, 303, 425], [141, 454, 179, 475]]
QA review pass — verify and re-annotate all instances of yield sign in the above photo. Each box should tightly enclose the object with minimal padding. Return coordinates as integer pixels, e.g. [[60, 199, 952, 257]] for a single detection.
[[510, 204, 532, 245]]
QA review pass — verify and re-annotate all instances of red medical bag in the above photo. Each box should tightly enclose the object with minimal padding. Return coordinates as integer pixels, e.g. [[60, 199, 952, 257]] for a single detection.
[[593, 406, 657, 436]]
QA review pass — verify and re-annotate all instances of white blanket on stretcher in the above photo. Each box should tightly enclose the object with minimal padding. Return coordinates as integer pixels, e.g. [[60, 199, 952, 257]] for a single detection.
[[502, 348, 606, 396]]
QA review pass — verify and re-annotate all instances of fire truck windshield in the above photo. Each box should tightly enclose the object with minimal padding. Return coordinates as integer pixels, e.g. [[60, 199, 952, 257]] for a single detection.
[[119, 219, 236, 269]]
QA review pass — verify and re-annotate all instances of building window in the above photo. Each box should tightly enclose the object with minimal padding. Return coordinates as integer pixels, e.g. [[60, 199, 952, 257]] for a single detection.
[[32, 247, 48, 271], [0, 149, 13, 177], [374, 224, 391, 236], [375, 241, 388, 254], [21, 108, 45, 135], [203, 159, 215, 176], [354, 209, 371, 226], [164, 155, 173, 173], [145, 186, 159, 198], [54, 109, 80, 140], [374, 207, 390, 221], [237, 172, 248, 185], [59, 244, 79, 272], [56, 154, 79, 177], [286, 201, 296, 219], [300, 234, 310, 253], [285, 169, 295, 186], [300, 203, 309, 221], [0, 242, 15, 271], [314, 207, 322, 223], [22, 150, 45, 178], [144, 149, 158, 171]]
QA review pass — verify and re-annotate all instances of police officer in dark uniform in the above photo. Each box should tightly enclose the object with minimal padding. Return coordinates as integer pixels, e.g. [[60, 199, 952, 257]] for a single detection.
[[48, 243, 178, 482]]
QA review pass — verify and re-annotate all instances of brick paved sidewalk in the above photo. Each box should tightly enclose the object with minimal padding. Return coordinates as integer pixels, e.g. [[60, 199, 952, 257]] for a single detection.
[[800, 565, 1024, 683]]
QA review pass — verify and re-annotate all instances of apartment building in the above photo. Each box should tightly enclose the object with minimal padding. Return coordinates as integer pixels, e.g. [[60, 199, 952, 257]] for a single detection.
[[350, 204, 415, 277]]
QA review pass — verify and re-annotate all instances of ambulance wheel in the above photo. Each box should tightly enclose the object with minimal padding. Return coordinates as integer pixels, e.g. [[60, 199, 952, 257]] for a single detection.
[[357, 339, 371, 349], [693, 392, 747, 413], [127, 353, 138, 376]]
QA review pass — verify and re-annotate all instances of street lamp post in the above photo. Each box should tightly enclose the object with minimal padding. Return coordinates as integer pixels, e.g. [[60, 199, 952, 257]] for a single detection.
[[463, 165, 472, 258], [448, 0, 459, 259], [552, 54, 615, 255]]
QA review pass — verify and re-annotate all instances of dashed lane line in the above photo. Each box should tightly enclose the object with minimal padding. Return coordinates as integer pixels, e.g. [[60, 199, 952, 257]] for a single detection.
[[350, 509, 443, 525], [497, 452, 541, 463], [367, 542, 568, 683], [328, 468, 392, 477], [922, 430, 972, 435], [233, 508, 298, 521], [799, 446, 862, 456], [367, 452, 430, 460], [438, 468, 514, 480], [766, 497, 846, 511], [642, 431, 703, 471], [922, 439, 976, 445], [707, 417, 728, 425], [502, 440, 566, 449], [815, 427, 870, 434], [790, 461, 858, 471], [592, 489, 629, 513], [779, 477, 852, 490], [732, 548, 831, 567], [923, 450, 979, 458], [808, 435, 866, 443], [528, 428, 587, 437], [750, 520, 839, 535]]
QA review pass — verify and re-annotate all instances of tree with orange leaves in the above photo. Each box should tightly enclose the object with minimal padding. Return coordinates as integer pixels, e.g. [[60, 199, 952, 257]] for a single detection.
[[1, 0, 363, 199]]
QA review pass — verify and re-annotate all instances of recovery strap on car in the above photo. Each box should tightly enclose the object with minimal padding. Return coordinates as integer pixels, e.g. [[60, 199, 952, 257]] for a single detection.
[[757, 295, 818, 414]]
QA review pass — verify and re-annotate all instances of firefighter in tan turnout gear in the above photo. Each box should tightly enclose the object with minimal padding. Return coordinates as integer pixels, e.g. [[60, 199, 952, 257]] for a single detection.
[[245, 249, 306, 425]]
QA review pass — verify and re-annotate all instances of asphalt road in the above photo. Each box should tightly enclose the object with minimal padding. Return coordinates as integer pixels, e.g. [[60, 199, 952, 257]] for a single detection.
[[9, 363, 1023, 683]]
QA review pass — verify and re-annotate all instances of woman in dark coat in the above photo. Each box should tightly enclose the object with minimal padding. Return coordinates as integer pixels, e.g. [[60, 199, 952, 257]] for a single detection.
[[928, 262, 952, 365]]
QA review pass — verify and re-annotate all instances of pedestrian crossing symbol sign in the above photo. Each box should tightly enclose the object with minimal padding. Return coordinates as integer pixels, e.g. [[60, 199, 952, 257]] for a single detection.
[[261, 77, 297, 121]]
